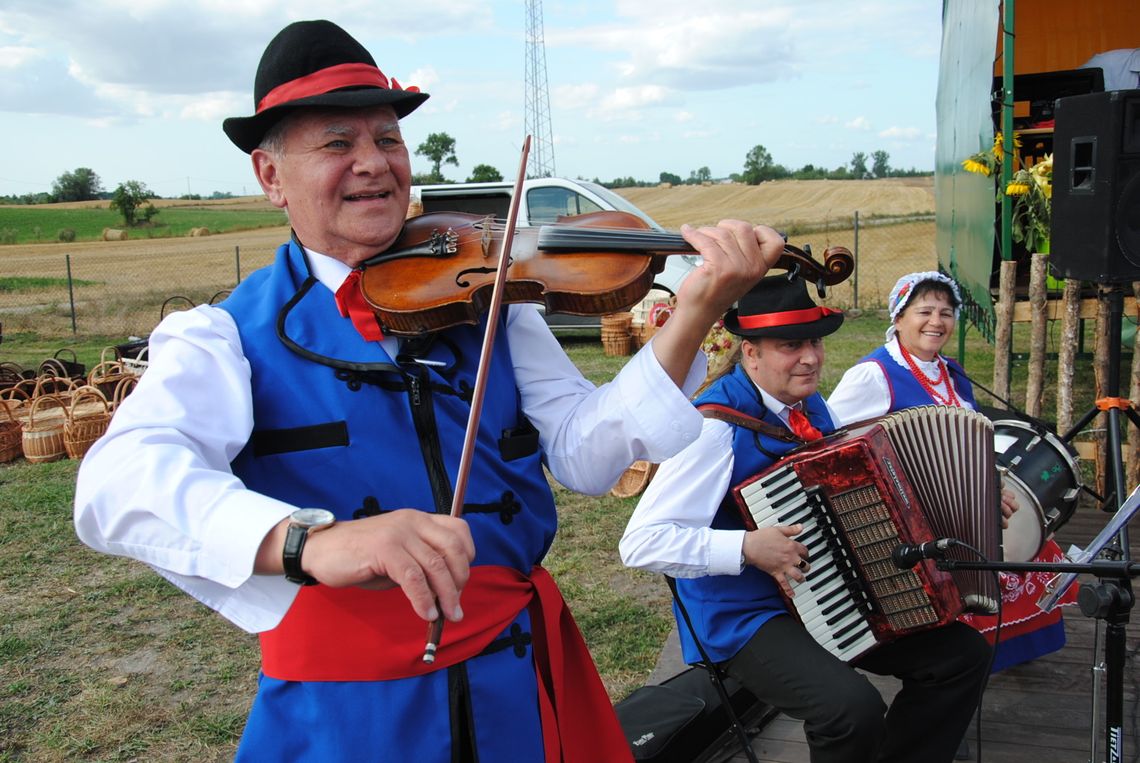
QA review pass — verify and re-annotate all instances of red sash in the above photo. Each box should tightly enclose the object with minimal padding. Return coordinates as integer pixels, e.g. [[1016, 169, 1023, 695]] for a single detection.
[[260, 565, 633, 763]]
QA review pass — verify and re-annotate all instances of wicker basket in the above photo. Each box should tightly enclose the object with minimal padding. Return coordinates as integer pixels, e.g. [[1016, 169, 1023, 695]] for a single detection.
[[111, 375, 139, 411], [0, 399, 22, 464], [22, 394, 67, 464], [610, 460, 659, 498], [601, 312, 634, 357], [89, 358, 134, 400], [65, 386, 112, 459], [32, 374, 77, 405]]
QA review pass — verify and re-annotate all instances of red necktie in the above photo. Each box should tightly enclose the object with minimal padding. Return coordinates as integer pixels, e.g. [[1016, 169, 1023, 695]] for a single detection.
[[787, 407, 823, 441], [334, 269, 384, 342]]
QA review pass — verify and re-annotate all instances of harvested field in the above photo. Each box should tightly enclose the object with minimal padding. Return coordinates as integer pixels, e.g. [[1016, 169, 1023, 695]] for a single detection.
[[0, 179, 937, 339], [620, 177, 935, 229]]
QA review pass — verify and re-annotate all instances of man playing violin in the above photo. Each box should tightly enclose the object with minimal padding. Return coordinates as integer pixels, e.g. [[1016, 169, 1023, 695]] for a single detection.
[[73, 19, 783, 763], [620, 276, 992, 763]]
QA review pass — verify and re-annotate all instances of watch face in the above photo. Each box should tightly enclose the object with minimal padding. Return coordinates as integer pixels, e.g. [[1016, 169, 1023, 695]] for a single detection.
[[291, 508, 336, 527]]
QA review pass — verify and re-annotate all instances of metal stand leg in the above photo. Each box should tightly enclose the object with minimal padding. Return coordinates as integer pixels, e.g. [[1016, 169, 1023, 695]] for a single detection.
[[1078, 578, 1136, 763], [1057, 285, 1138, 762]]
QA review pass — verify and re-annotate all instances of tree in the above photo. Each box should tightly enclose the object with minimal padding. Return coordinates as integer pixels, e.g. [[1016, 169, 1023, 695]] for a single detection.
[[110, 181, 157, 227], [688, 166, 712, 184], [415, 132, 459, 182], [659, 171, 683, 186], [52, 167, 103, 202], [467, 164, 503, 182], [871, 150, 892, 178], [850, 152, 869, 179], [742, 145, 775, 185]]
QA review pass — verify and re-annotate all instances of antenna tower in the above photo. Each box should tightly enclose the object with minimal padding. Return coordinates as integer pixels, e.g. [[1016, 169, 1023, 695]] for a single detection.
[[524, 0, 556, 178]]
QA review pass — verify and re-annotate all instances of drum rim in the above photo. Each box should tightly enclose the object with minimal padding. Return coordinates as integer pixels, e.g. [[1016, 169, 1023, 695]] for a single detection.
[[991, 418, 1084, 486]]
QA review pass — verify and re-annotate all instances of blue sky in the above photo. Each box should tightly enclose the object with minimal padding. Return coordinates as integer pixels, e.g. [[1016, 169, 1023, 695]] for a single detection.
[[0, 1, 944, 199]]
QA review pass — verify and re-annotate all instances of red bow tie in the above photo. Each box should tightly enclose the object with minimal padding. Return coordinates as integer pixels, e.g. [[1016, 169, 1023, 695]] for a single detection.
[[787, 407, 823, 441], [334, 270, 384, 342]]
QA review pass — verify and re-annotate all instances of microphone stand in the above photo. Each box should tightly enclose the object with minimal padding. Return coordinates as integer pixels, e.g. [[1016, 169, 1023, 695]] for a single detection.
[[934, 554, 1139, 763]]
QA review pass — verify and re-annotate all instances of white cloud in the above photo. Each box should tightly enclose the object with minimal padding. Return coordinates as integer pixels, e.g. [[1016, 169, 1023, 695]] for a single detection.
[[879, 126, 923, 140], [406, 66, 440, 93], [0, 45, 41, 68], [553, 83, 600, 111], [846, 116, 872, 131]]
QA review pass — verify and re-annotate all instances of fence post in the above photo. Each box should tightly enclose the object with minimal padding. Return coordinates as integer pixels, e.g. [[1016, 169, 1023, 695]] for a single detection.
[[852, 211, 860, 309], [66, 253, 77, 334], [235, 245, 242, 285]]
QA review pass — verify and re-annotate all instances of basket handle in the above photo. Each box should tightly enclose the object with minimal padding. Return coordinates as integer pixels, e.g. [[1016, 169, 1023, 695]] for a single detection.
[[53, 348, 79, 363], [33, 375, 76, 398], [100, 346, 122, 364], [112, 375, 139, 408], [38, 358, 69, 378], [161, 295, 196, 319], [88, 360, 126, 383], [0, 398, 17, 423], [1, 382, 33, 402], [68, 386, 110, 418], [28, 393, 64, 425]]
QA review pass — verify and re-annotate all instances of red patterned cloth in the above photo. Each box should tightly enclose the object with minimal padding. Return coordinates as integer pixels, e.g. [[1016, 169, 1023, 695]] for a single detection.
[[959, 538, 1077, 669]]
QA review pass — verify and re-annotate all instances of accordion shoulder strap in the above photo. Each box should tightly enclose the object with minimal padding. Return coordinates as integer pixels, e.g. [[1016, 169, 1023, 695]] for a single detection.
[[696, 403, 803, 443]]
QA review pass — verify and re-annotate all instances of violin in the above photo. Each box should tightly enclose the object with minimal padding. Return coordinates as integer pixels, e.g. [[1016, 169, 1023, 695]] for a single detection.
[[359, 210, 854, 337]]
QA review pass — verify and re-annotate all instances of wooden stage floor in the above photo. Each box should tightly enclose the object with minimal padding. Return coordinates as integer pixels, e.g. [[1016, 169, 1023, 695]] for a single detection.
[[648, 497, 1140, 762]]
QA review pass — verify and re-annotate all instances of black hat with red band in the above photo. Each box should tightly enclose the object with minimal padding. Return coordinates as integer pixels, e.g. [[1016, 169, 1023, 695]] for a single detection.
[[223, 20, 429, 154], [723, 275, 844, 340]]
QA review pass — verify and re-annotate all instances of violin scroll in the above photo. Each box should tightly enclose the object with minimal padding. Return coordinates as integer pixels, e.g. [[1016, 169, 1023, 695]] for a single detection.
[[777, 243, 854, 299]]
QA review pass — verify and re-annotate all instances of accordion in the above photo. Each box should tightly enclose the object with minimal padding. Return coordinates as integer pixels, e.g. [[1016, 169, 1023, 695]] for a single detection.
[[732, 405, 1001, 662]]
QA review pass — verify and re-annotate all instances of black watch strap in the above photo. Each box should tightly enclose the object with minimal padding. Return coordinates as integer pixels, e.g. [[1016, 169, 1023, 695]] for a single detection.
[[283, 524, 318, 586]]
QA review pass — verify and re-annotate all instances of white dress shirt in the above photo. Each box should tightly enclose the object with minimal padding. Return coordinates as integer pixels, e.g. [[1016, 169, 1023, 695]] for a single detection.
[[619, 375, 839, 579], [74, 249, 707, 633], [826, 338, 974, 425]]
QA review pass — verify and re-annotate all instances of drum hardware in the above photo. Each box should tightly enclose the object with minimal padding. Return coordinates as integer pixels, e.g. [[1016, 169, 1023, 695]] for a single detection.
[[937, 482, 1140, 763], [1054, 283, 1140, 763]]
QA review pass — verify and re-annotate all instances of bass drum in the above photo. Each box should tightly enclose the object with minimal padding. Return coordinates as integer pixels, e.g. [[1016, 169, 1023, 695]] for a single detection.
[[993, 419, 1083, 562]]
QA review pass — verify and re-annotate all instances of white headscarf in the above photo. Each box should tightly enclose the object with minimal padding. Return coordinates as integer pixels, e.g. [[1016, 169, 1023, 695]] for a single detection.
[[885, 271, 962, 342]]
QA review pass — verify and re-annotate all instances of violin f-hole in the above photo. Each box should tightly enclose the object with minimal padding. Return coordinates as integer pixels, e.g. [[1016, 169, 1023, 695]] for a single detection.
[[455, 265, 500, 288]]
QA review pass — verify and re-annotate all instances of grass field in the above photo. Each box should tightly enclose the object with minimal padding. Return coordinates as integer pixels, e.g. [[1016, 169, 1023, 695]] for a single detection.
[[0, 203, 286, 245]]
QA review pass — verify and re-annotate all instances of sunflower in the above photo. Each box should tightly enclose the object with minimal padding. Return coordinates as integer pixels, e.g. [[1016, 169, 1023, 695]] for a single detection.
[[962, 135, 1052, 253]]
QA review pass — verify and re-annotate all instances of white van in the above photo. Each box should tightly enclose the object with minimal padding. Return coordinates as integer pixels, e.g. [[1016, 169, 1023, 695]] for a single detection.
[[411, 178, 698, 330]]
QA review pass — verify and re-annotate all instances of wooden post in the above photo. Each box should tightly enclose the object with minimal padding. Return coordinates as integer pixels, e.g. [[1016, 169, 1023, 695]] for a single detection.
[[1025, 253, 1048, 418], [1056, 279, 1081, 436], [1130, 282, 1140, 490], [992, 260, 1017, 409], [1094, 288, 1110, 497]]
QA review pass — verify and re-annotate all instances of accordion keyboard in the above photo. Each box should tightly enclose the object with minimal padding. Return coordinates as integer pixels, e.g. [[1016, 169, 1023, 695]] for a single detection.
[[739, 466, 879, 661]]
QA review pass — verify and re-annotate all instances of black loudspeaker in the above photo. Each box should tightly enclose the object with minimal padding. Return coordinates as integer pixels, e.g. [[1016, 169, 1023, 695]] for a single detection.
[[1050, 89, 1140, 283]]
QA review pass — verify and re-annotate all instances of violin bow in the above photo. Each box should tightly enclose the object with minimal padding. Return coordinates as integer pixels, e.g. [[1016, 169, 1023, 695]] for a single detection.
[[423, 136, 532, 663]]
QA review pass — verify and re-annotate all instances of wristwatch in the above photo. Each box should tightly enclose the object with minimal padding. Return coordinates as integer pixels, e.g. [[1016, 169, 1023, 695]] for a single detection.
[[282, 508, 336, 586]]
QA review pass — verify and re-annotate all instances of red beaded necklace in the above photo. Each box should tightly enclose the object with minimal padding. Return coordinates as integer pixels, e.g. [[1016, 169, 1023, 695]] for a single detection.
[[898, 342, 960, 406]]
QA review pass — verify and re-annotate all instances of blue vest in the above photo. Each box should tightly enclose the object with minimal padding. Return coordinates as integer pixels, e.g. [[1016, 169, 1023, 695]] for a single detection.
[[217, 240, 555, 761], [675, 365, 836, 664], [861, 345, 977, 410]]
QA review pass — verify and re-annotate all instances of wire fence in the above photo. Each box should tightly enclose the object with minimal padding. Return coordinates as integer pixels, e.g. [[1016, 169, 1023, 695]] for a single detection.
[[0, 214, 936, 342]]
